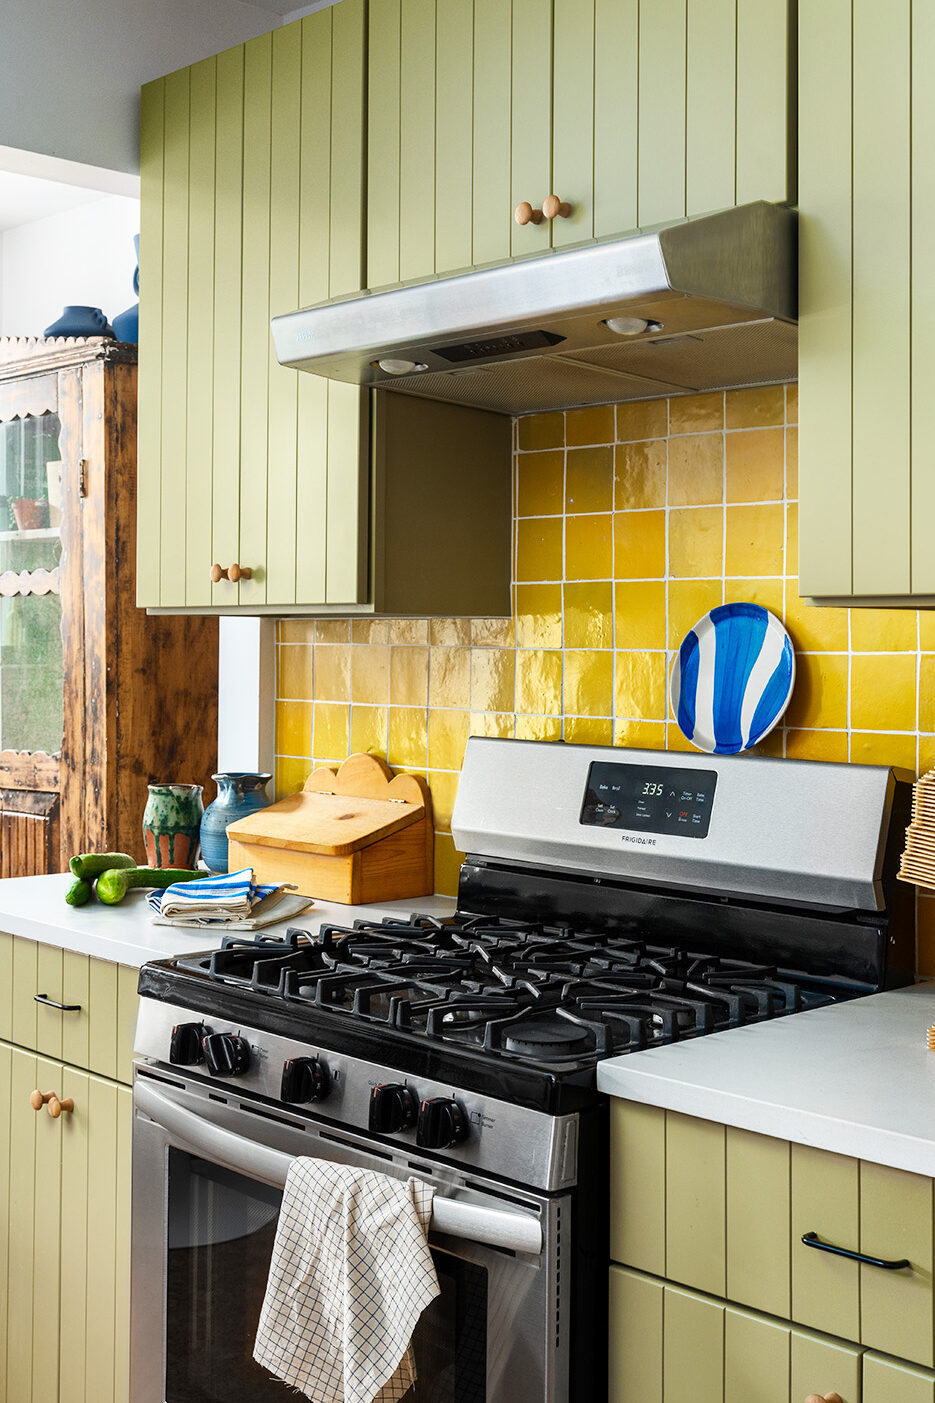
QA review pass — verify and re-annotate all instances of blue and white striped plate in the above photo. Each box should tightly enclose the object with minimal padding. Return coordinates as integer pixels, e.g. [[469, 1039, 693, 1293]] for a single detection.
[[670, 603, 796, 754]]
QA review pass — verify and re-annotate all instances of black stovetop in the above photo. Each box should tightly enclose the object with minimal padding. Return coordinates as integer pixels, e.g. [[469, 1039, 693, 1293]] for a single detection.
[[139, 912, 850, 1113]]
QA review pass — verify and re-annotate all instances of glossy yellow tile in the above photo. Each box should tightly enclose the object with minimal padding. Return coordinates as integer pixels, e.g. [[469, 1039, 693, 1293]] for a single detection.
[[390, 618, 430, 645], [785, 383, 798, 424], [723, 578, 784, 615], [515, 583, 563, 648], [430, 618, 471, 646], [851, 732, 918, 770], [427, 710, 470, 770], [920, 656, 935, 732], [470, 648, 515, 712], [565, 581, 613, 648], [920, 735, 935, 776], [517, 450, 565, 516], [725, 428, 784, 503], [518, 411, 564, 451], [566, 403, 615, 446], [726, 504, 784, 576], [668, 581, 724, 648], [275, 755, 310, 797], [850, 654, 916, 732], [783, 590, 848, 651], [427, 770, 460, 831], [429, 647, 471, 709], [614, 439, 667, 509], [350, 645, 389, 704], [278, 645, 313, 699], [725, 384, 785, 429], [433, 833, 464, 898], [352, 619, 389, 644], [516, 650, 563, 714], [565, 513, 612, 580], [613, 719, 666, 749], [669, 507, 723, 578], [314, 644, 349, 701], [784, 654, 848, 729], [276, 699, 312, 755], [350, 705, 388, 756], [786, 427, 798, 497], [785, 502, 798, 576], [564, 650, 613, 715], [516, 517, 563, 581], [469, 711, 515, 738], [669, 391, 724, 434], [279, 618, 316, 646], [614, 652, 666, 718], [667, 433, 723, 506], [388, 707, 428, 768], [565, 716, 613, 745], [390, 645, 429, 706], [784, 728, 849, 762], [614, 510, 666, 579], [566, 446, 613, 514], [851, 608, 917, 652], [515, 715, 563, 740], [313, 702, 349, 759], [471, 617, 515, 647], [315, 619, 350, 644], [616, 581, 667, 649], [616, 399, 667, 442]]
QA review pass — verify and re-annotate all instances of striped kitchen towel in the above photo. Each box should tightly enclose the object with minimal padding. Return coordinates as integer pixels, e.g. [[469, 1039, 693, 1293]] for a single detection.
[[147, 867, 290, 921], [254, 1159, 439, 1403]]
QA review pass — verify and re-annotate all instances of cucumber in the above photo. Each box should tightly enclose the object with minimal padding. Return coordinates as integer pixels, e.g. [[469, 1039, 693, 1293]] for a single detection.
[[69, 852, 136, 882], [65, 877, 92, 907], [96, 866, 201, 906]]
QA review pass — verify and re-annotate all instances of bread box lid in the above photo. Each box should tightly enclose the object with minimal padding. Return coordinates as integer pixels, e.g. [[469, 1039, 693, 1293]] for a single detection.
[[225, 753, 427, 858]]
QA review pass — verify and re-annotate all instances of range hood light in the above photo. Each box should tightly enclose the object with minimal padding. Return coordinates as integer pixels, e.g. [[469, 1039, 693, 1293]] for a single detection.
[[603, 316, 663, 337], [375, 357, 429, 375]]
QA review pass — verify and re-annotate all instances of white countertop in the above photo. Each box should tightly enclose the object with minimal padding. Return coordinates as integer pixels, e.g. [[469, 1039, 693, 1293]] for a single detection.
[[597, 981, 935, 1176], [0, 873, 457, 967]]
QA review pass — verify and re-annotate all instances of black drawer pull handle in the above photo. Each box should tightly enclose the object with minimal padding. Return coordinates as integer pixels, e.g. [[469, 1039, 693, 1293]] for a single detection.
[[802, 1231, 910, 1271], [34, 993, 82, 1012]]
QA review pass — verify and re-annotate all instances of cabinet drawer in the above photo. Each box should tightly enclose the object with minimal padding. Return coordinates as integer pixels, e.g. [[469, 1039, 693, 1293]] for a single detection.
[[609, 1265, 863, 1403], [611, 1099, 935, 1368], [864, 1351, 935, 1403], [0, 933, 138, 1083]]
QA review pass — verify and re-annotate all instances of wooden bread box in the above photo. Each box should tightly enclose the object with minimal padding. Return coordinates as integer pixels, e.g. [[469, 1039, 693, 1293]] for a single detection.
[[225, 753, 435, 904]]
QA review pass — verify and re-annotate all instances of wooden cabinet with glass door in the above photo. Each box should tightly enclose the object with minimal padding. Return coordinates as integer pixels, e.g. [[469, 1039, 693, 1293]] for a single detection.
[[0, 337, 218, 875]]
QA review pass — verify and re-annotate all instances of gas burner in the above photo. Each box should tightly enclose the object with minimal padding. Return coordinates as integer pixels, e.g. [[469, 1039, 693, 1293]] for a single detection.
[[503, 1020, 592, 1059]]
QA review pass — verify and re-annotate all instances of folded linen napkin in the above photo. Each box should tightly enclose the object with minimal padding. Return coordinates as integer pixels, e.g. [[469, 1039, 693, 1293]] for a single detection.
[[254, 1159, 439, 1403], [147, 867, 292, 921]]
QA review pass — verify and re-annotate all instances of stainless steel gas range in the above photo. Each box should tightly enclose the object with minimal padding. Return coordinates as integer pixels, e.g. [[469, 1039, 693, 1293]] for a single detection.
[[129, 739, 913, 1403]]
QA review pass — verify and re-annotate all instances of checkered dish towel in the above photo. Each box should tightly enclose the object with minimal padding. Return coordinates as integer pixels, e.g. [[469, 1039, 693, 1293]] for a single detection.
[[254, 1158, 439, 1403]]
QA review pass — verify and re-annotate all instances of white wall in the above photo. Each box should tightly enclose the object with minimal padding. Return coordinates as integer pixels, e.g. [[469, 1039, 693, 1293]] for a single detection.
[[0, 0, 282, 175], [0, 195, 140, 339]]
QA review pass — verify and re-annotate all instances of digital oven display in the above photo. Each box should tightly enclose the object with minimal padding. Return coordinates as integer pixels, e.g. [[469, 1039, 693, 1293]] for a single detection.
[[579, 761, 717, 839]]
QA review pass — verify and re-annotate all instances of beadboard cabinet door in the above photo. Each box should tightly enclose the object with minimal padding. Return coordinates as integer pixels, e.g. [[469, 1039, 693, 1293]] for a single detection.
[[366, 0, 793, 291], [799, 0, 935, 605], [138, 2, 369, 612]]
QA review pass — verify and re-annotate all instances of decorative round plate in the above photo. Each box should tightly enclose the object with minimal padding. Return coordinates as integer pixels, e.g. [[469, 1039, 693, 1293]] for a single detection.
[[669, 603, 796, 754]]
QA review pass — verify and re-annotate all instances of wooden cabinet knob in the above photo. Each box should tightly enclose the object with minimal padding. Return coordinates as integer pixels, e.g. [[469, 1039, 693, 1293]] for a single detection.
[[210, 563, 253, 584], [804, 1394, 842, 1402], [514, 201, 543, 226], [542, 194, 572, 219], [30, 1089, 74, 1117]]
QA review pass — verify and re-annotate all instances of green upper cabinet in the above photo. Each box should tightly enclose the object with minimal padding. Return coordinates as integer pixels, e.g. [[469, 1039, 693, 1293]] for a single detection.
[[798, 0, 935, 605], [365, 0, 793, 291]]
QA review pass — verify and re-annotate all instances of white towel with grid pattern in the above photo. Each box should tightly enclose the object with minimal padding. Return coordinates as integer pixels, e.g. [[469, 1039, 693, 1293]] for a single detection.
[[254, 1157, 439, 1403]]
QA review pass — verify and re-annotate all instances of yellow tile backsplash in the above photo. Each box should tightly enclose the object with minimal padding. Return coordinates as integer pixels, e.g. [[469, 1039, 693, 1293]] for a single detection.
[[275, 383, 935, 972]]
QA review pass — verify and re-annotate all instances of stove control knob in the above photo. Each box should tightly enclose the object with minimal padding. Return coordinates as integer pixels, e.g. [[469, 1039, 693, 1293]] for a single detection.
[[369, 1083, 418, 1134], [416, 1097, 469, 1151], [281, 1056, 330, 1104], [169, 1022, 213, 1066], [202, 1032, 250, 1078]]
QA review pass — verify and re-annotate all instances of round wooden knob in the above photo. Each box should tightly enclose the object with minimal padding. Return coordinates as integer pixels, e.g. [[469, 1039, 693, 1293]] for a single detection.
[[805, 1394, 842, 1402], [210, 563, 253, 583], [30, 1089, 52, 1111], [48, 1095, 74, 1119], [542, 194, 572, 219], [514, 201, 543, 226]]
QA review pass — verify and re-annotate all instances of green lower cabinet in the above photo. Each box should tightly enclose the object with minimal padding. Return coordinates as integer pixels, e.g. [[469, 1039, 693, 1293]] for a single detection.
[[610, 1266, 864, 1403], [864, 1352, 935, 1403]]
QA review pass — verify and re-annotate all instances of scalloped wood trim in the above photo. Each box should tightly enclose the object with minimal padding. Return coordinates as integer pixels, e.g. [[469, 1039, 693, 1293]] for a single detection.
[[0, 337, 136, 382], [304, 751, 428, 813], [0, 750, 60, 790], [0, 567, 60, 598]]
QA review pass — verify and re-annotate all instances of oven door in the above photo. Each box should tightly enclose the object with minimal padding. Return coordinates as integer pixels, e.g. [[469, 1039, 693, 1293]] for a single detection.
[[131, 1067, 567, 1403]]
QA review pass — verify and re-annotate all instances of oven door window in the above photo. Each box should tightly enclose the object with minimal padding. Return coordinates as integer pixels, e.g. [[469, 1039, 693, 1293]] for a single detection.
[[165, 1149, 488, 1403]]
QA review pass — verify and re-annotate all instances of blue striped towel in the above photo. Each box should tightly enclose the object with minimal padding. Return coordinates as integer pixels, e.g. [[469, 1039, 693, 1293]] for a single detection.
[[147, 868, 285, 921]]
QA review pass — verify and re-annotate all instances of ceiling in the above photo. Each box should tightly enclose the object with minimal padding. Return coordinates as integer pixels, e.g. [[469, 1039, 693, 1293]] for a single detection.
[[0, 169, 109, 234]]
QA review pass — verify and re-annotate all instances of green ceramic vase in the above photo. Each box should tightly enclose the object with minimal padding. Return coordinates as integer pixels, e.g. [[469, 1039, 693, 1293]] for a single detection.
[[142, 783, 204, 868]]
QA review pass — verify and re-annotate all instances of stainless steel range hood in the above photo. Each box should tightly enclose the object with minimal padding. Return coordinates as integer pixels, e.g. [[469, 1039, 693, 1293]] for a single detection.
[[272, 201, 796, 416]]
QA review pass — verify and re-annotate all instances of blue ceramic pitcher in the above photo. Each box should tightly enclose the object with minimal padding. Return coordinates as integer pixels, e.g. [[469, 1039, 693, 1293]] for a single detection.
[[200, 772, 272, 874]]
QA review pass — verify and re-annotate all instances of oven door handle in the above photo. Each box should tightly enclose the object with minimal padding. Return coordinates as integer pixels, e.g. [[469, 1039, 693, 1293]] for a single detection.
[[135, 1080, 543, 1255]]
